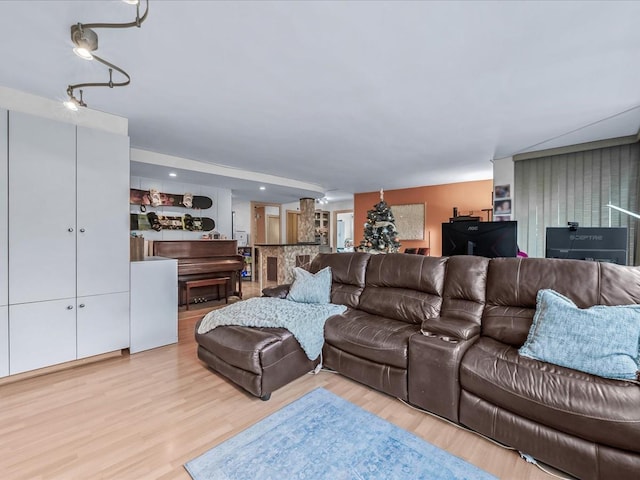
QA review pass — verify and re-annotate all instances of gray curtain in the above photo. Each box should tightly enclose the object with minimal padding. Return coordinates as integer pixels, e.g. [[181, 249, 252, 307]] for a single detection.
[[514, 143, 640, 264]]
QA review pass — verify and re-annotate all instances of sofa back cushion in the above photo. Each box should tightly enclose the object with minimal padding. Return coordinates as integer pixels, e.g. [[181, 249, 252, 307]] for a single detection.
[[358, 254, 447, 324], [309, 252, 371, 308], [599, 261, 640, 305], [440, 255, 490, 324], [482, 257, 640, 347]]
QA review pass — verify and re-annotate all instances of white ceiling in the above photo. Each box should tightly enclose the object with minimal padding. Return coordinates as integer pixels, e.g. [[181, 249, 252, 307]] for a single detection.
[[1, 1, 640, 203]]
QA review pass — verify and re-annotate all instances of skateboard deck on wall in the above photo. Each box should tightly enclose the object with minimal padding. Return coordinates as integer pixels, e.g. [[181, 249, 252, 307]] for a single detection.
[[129, 188, 213, 210], [130, 213, 216, 232]]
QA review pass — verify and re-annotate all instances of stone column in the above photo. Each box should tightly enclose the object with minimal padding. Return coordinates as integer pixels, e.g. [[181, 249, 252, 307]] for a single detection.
[[298, 197, 316, 243]]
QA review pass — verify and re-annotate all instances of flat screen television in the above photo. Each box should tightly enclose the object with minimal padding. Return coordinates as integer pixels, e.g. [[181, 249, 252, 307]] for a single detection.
[[545, 227, 628, 265], [441, 221, 518, 258]]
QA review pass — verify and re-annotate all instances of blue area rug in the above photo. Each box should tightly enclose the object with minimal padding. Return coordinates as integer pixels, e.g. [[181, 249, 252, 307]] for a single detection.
[[185, 388, 497, 480]]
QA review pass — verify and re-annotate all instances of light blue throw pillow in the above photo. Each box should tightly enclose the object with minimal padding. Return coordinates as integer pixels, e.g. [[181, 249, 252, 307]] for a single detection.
[[519, 289, 640, 381], [286, 266, 332, 304]]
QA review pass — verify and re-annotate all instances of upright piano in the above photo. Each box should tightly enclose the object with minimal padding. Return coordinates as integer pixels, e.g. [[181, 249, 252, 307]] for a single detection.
[[153, 240, 244, 305]]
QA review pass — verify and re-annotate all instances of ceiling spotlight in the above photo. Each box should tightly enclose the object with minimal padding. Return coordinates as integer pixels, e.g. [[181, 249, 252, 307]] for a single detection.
[[71, 23, 98, 60], [63, 99, 78, 112], [73, 47, 94, 60], [169, 172, 177, 177], [259, 186, 266, 190], [64, 0, 149, 109], [63, 88, 86, 111]]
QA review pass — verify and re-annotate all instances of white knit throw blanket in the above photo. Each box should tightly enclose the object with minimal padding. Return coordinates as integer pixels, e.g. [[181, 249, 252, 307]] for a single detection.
[[197, 297, 347, 360]]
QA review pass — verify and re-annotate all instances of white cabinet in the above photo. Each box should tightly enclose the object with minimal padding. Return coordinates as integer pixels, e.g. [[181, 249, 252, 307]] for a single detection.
[[0, 306, 7, 377], [1, 109, 7, 308], [5, 111, 130, 375], [77, 292, 130, 359], [9, 299, 77, 375], [9, 112, 77, 304], [76, 127, 130, 297], [1, 110, 6, 378], [130, 258, 178, 354]]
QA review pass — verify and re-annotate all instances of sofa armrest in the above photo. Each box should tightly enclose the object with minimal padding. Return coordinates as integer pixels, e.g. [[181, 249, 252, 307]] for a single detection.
[[420, 317, 480, 341], [262, 284, 291, 299]]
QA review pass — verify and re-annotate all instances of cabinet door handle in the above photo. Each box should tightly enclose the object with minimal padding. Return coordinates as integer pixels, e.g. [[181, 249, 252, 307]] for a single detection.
[[68, 227, 74, 233], [67, 305, 74, 310], [79, 303, 85, 308], [80, 228, 86, 233]]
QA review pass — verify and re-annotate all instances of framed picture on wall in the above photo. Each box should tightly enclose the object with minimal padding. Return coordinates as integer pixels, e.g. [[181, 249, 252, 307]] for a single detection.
[[494, 184, 510, 200], [494, 199, 511, 215], [391, 203, 425, 240], [494, 214, 511, 222]]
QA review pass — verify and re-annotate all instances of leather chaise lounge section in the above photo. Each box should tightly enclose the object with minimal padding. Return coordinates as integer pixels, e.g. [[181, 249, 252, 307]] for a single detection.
[[194, 324, 318, 401], [196, 252, 640, 479]]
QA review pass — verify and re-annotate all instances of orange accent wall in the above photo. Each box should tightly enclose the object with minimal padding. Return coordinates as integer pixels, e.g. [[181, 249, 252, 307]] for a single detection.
[[354, 180, 493, 256]]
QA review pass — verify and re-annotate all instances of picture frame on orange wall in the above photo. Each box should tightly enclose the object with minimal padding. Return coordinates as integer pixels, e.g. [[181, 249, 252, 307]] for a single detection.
[[391, 203, 425, 240]]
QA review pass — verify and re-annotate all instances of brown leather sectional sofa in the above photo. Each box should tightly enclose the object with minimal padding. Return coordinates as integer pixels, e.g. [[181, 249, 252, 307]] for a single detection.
[[303, 252, 639, 480], [196, 252, 640, 479]]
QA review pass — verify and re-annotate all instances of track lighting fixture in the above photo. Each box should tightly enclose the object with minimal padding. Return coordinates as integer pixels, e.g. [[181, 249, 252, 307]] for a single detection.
[[65, 0, 149, 110], [63, 89, 85, 111]]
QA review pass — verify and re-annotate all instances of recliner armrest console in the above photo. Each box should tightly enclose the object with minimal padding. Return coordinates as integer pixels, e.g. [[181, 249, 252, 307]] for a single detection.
[[409, 316, 481, 422], [420, 317, 480, 341]]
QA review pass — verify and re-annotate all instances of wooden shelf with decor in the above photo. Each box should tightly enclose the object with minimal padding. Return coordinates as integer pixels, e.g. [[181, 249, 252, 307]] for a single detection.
[[315, 210, 330, 245]]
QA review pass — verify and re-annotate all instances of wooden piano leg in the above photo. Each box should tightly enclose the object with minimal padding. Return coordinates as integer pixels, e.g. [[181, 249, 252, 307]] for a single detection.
[[238, 270, 243, 298]]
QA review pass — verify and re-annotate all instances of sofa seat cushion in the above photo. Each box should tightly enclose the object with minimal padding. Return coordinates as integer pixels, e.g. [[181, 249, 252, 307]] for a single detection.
[[324, 310, 419, 368], [195, 324, 302, 375], [460, 337, 640, 452]]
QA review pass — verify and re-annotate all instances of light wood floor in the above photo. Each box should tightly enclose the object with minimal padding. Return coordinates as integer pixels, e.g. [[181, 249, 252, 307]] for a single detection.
[[0, 282, 553, 480]]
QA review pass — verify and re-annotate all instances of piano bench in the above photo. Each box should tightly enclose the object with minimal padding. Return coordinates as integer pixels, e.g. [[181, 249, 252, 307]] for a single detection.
[[185, 277, 229, 310], [194, 322, 320, 401]]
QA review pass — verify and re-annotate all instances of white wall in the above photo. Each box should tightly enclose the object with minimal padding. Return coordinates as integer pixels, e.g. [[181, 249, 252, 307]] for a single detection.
[[328, 200, 355, 211], [492, 156, 514, 214], [130, 176, 232, 241]]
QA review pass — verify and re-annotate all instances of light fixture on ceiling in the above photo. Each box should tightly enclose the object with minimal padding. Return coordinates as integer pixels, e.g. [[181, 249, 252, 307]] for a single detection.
[[71, 25, 98, 60], [65, 0, 149, 110], [169, 172, 177, 177], [62, 89, 85, 111], [259, 186, 266, 190]]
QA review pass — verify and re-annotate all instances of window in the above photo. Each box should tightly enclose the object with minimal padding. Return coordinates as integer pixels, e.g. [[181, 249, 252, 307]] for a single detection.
[[514, 143, 640, 263]]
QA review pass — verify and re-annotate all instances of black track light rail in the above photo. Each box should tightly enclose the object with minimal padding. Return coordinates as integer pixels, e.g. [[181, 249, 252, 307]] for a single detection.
[[66, 0, 149, 109], [80, 0, 149, 31]]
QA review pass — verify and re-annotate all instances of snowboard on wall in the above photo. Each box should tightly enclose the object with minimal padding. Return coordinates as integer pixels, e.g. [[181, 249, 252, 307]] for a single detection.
[[130, 213, 216, 232], [129, 188, 213, 210]]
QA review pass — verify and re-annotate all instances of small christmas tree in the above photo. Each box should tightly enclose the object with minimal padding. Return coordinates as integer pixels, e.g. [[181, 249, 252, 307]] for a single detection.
[[358, 189, 401, 253]]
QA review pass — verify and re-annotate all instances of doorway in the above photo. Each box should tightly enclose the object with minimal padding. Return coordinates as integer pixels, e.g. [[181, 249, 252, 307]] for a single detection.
[[333, 210, 354, 251], [266, 215, 280, 244], [251, 202, 282, 245], [286, 210, 300, 244]]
